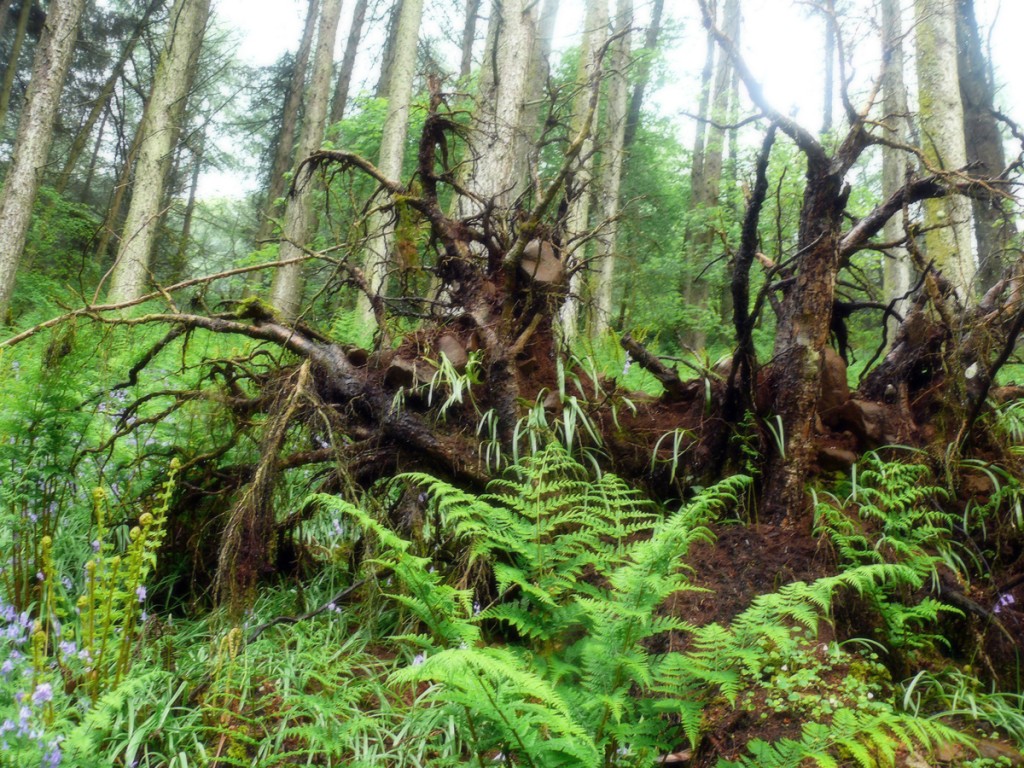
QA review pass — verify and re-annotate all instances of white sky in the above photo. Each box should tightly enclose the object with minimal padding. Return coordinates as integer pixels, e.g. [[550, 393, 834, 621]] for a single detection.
[[200, 0, 1024, 198]]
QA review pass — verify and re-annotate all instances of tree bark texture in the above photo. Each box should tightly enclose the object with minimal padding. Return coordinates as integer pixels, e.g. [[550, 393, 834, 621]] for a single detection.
[[460, 0, 538, 209], [375, 0, 404, 98], [106, 0, 210, 304], [330, 0, 367, 125], [560, 0, 608, 341], [683, 0, 737, 350], [269, 0, 343, 319], [459, 0, 482, 79], [623, 0, 663, 149], [258, 0, 320, 244], [55, 0, 164, 195], [592, 0, 632, 338], [914, 0, 975, 297], [359, 0, 424, 322], [881, 0, 913, 339], [0, 0, 86, 321], [956, 0, 1015, 291], [0, 0, 34, 136]]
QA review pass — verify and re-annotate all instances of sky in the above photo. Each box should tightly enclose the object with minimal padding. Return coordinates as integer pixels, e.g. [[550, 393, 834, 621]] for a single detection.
[[200, 0, 1024, 198]]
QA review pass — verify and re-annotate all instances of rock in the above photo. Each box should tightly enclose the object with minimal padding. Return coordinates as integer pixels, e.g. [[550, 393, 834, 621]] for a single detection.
[[436, 334, 468, 371], [520, 240, 563, 284]]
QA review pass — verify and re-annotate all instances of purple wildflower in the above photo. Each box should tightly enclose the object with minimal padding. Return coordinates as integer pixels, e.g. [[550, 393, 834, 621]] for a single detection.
[[32, 683, 53, 706]]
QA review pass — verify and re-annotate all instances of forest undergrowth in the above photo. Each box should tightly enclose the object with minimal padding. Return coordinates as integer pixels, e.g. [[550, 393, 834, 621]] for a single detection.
[[1, 320, 1023, 768]]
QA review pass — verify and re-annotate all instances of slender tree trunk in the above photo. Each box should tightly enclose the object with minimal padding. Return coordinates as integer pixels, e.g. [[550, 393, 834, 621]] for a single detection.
[[330, 0, 367, 125], [375, 0, 405, 98], [881, 0, 912, 339], [257, 0, 320, 244], [0, 0, 86, 322], [81, 105, 108, 203], [0, 0, 34, 135], [623, 0, 663, 149], [821, 0, 834, 135], [106, 0, 210, 304], [914, 0, 975, 297], [170, 134, 203, 283], [358, 0, 424, 323], [459, 0, 482, 79], [0, 0, 14, 40], [524, 0, 559, 206], [956, 0, 1015, 291], [592, 0, 632, 338], [559, 0, 608, 342], [56, 0, 164, 195], [683, 0, 736, 350], [460, 0, 537, 208], [690, 2, 716, 198], [269, 0, 344, 319]]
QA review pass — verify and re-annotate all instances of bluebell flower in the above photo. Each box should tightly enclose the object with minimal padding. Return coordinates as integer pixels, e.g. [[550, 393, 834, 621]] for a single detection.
[[32, 683, 53, 706], [136, 585, 147, 603]]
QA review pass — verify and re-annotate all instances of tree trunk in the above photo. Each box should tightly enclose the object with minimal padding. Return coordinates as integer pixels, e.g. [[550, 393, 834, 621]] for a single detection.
[[170, 134, 203, 284], [956, 0, 1015, 292], [0, 0, 35, 135], [55, 0, 163, 195], [881, 0, 913, 340], [0, 0, 14, 40], [257, 0, 320, 244], [375, 0, 405, 98], [458, 0, 482, 79], [682, 0, 736, 351], [623, 0, 663, 149], [460, 0, 538, 209], [358, 0, 424, 324], [106, 0, 210, 304], [0, 0, 86, 322], [592, 0, 632, 338], [559, 0, 608, 342], [330, 0, 367, 125], [914, 0, 975, 298], [523, 0, 559, 206], [268, 0, 343, 319], [821, 0, 834, 135]]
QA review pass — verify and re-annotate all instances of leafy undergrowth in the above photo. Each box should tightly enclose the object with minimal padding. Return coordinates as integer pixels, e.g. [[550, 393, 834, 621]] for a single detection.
[[4, 422, 1024, 767]]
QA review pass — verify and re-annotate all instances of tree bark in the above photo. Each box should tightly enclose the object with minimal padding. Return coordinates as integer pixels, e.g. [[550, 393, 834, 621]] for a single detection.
[[257, 0, 320, 244], [881, 0, 913, 340], [956, 0, 1015, 292], [821, 0, 834, 135], [330, 0, 367, 125], [592, 0, 632, 338], [106, 0, 210, 304], [559, 0, 608, 342], [0, 0, 35, 136], [55, 0, 164, 196], [358, 0, 424, 324], [268, 0, 344, 319], [460, 0, 538, 209], [0, 0, 15, 41], [683, 0, 737, 350], [375, 0, 405, 98], [458, 0, 482, 79], [914, 0, 975, 298], [0, 0, 86, 322], [623, 0, 663, 149]]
